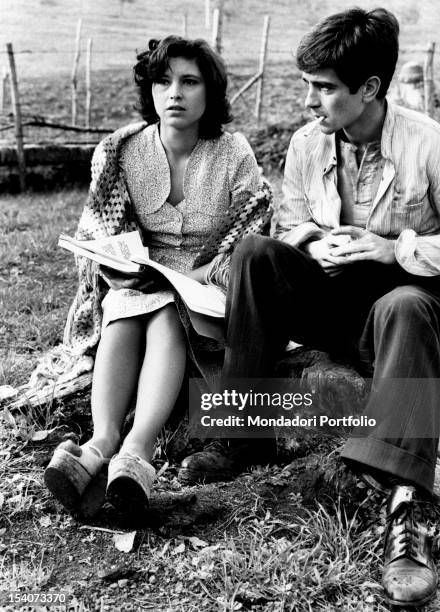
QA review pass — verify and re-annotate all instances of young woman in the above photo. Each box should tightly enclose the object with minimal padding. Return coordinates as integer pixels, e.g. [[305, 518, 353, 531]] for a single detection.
[[43, 36, 272, 515]]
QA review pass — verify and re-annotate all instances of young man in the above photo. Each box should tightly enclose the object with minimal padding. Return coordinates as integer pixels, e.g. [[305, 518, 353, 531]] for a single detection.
[[220, 7, 440, 608]]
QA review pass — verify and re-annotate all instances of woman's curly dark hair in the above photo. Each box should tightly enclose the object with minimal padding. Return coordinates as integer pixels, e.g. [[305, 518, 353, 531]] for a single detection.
[[134, 36, 233, 139]]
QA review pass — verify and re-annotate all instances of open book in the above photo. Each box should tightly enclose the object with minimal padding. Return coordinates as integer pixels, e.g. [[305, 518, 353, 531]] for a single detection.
[[58, 231, 225, 318]]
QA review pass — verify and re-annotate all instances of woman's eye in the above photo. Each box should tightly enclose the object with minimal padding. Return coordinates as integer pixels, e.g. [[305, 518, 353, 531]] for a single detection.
[[156, 77, 169, 85], [184, 79, 198, 86]]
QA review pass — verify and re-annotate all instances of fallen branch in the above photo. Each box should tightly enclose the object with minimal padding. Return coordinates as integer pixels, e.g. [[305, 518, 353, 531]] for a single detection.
[[0, 119, 112, 133], [4, 372, 93, 411]]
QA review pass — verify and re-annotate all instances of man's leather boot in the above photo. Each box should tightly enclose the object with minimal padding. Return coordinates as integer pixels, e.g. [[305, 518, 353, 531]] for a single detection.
[[178, 438, 277, 485], [382, 484, 437, 607]]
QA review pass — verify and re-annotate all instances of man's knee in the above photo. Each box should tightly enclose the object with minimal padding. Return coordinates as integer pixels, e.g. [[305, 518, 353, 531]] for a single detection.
[[374, 286, 436, 326], [231, 234, 283, 274], [233, 234, 273, 263]]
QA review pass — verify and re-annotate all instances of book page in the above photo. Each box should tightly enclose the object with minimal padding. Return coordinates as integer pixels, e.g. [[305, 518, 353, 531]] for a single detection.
[[59, 231, 225, 317], [133, 257, 226, 318]]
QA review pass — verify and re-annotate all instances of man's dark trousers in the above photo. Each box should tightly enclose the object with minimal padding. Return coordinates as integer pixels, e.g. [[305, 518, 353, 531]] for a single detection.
[[222, 234, 440, 493]]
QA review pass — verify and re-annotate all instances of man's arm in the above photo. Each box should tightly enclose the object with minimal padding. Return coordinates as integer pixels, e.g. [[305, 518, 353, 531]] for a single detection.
[[273, 135, 325, 246], [393, 145, 440, 276]]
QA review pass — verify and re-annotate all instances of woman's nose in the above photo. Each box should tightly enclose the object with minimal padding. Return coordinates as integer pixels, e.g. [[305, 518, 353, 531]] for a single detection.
[[169, 80, 182, 99]]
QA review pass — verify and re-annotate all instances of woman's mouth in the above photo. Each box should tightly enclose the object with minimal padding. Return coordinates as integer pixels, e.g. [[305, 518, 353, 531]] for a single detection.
[[167, 105, 185, 111]]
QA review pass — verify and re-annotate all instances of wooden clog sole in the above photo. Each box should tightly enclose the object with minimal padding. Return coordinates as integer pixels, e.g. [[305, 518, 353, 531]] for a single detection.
[[107, 476, 149, 516], [44, 465, 82, 511], [44, 447, 97, 512]]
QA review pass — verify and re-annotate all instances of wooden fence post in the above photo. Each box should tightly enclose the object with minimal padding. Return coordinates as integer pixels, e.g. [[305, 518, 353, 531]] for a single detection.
[[0, 67, 9, 113], [424, 42, 435, 117], [205, 0, 211, 29], [211, 8, 222, 54], [85, 38, 92, 129], [230, 72, 261, 106], [6, 43, 26, 192], [71, 18, 82, 126], [255, 15, 270, 122]]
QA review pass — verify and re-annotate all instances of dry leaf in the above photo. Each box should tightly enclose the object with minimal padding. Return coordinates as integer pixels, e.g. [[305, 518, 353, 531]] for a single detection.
[[0, 493, 4, 510], [159, 541, 171, 557], [113, 531, 136, 553], [31, 427, 58, 442], [3, 408, 17, 428], [0, 385, 17, 401], [172, 542, 186, 555], [187, 536, 208, 549], [31, 430, 50, 442], [39, 516, 52, 528]]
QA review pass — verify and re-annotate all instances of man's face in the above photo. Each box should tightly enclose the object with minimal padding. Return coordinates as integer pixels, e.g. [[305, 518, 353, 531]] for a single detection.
[[301, 68, 366, 135]]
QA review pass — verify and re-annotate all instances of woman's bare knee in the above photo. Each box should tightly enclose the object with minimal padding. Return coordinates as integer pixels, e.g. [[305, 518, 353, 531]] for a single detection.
[[146, 304, 186, 344]]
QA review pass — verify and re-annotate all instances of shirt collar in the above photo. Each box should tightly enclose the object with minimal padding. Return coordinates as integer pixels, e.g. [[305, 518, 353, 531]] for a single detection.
[[323, 98, 394, 173], [380, 98, 395, 160]]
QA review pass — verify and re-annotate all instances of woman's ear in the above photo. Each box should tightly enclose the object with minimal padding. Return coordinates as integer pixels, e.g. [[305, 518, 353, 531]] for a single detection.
[[362, 76, 381, 102]]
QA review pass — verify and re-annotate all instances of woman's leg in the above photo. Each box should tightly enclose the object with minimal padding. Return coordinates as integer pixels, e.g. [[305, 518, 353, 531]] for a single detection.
[[119, 304, 187, 462], [88, 316, 146, 457]]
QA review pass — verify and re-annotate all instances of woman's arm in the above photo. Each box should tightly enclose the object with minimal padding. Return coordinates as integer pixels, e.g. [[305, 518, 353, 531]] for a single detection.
[[185, 263, 211, 284]]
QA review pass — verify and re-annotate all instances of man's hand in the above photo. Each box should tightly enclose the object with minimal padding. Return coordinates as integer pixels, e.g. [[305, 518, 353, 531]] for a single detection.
[[328, 227, 396, 265], [100, 266, 167, 293], [303, 235, 348, 270]]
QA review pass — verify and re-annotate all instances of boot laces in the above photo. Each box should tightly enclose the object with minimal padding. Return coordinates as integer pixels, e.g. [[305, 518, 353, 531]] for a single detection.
[[386, 500, 425, 561]]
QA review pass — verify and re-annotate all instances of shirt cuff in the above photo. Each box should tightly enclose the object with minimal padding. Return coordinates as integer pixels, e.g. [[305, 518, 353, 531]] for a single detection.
[[395, 228, 417, 270], [395, 228, 439, 276]]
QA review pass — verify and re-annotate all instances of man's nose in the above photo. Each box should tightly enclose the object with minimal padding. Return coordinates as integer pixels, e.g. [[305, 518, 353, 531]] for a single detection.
[[305, 86, 319, 109]]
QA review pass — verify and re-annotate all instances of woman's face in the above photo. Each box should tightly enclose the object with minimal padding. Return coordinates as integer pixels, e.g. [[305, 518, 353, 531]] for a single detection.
[[152, 57, 207, 132]]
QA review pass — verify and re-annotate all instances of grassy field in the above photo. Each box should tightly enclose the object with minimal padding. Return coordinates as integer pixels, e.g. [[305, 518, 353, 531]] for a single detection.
[[2, 0, 440, 78], [0, 191, 83, 387]]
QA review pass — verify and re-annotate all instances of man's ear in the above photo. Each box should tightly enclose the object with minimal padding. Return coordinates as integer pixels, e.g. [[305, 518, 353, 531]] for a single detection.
[[362, 76, 381, 102]]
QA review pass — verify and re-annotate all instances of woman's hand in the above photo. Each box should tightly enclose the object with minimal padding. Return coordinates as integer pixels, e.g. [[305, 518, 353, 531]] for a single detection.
[[100, 266, 167, 293]]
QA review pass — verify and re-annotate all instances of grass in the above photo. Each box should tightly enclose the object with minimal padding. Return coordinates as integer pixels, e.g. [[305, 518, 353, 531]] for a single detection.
[[0, 190, 84, 386]]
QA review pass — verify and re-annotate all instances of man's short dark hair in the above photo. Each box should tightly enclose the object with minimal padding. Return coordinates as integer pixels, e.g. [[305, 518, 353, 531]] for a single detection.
[[296, 7, 399, 98], [134, 35, 232, 139]]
